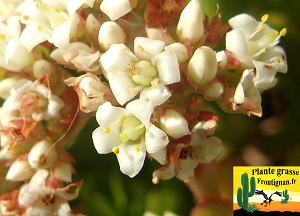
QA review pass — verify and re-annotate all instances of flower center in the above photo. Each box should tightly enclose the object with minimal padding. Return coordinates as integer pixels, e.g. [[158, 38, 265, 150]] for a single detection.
[[128, 60, 158, 87], [21, 91, 49, 115], [119, 115, 145, 143]]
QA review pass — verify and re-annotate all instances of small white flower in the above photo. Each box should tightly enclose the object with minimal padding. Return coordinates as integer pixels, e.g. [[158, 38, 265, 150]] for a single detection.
[[18, 169, 82, 216], [92, 98, 169, 177], [226, 14, 287, 90], [19, 0, 95, 50], [153, 118, 223, 183], [2, 79, 64, 121], [64, 73, 115, 113], [100, 37, 181, 106], [50, 42, 101, 72], [0, 16, 34, 72]]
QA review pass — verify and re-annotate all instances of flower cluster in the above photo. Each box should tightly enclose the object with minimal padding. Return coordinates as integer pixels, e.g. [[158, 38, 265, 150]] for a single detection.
[[0, 0, 287, 215]]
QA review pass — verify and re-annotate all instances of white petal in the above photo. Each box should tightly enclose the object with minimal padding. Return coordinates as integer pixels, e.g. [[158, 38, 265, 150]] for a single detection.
[[195, 137, 223, 163], [92, 127, 121, 154], [145, 124, 169, 153], [176, 158, 199, 180], [140, 83, 171, 106], [126, 98, 153, 127], [108, 70, 139, 105], [152, 162, 175, 184], [67, 0, 95, 15], [100, 44, 136, 76], [116, 142, 146, 177], [48, 20, 72, 48], [164, 43, 189, 63], [95, 102, 128, 126], [20, 24, 51, 51], [134, 37, 165, 61], [253, 61, 277, 91], [149, 147, 167, 165], [155, 50, 180, 85], [226, 29, 249, 56], [100, 0, 132, 21], [259, 46, 287, 73]]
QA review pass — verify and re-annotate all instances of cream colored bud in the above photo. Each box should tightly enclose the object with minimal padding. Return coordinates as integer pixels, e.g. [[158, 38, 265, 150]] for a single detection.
[[159, 109, 190, 139], [98, 21, 126, 51], [6, 160, 34, 181], [33, 60, 54, 79], [165, 43, 188, 63], [0, 77, 20, 99], [176, 0, 204, 45], [28, 140, 58, 169], [187, 46, 217, 87], [54, 161, 73, 182], [86, 14, 101, 36], [100, 0, 133, 21], [203, 82, 224, 100]]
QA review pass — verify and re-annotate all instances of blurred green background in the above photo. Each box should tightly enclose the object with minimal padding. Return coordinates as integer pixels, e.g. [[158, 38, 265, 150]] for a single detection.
[[69, 1, 300, 215]]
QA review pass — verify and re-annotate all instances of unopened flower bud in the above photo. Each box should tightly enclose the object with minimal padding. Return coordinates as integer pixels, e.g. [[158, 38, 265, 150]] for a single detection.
[[33, 60, 54, 79], [54, 161, 73, 182], [98, 21, 126, 51], [100, 0, 136, 21], [159, 109, 189, 139], [176, 0, 204, 45], [187, 46, 217, 87], [203, 81, 224, 100], [86, 14, 101, 37], [0, 77, 20, 99], [28, 140, 58, 169], [6, 160, 34, 181], [165, 43, 188, 63]]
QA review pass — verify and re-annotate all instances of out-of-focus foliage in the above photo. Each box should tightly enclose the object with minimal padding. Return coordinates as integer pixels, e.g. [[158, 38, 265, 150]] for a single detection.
[[70, 1, 300, 215]]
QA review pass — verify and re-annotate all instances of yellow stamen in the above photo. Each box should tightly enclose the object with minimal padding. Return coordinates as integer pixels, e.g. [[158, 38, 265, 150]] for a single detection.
[[151, 79, 158, 88], [112, 147, 120, 154], [280, 28, 287, 36], [23, 15, 29, 20], [275, 58, 282, 64], [257, 25, 265, 32], [260, 48, 266, 53], [137, 45, 144, 52], [120, 115, 127, 121], [37, 25, 43, 31], [54, 6, 60, 12], [105, 127, 111, 133], [121, 49, 127, 54], [128, 86, 134, 95], [134, 125, 141, 131], [0, 34, 6, 40], [136, 146, 142, 153], [261, 14, 269, 22]]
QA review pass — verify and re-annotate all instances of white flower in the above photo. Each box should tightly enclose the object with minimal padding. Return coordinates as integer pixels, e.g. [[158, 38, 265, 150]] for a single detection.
[[92, 98, 169, 177], [2, 79, 64, 121], [226, 14, 287, 90], [0, 16, 34, 72], [50, 42, 101, 72], [19, 0, 95, 50], [100, 37, 181, 106], [64, 73, 115, 113], [153, 118, 223, 183], [18, 169, 82, 216]]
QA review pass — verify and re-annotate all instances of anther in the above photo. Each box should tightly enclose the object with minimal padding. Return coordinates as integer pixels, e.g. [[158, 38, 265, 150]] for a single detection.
[[137, 45, 144, 52], [280, 28, 287, 36], [261, 14, 269, 22], [112, 147, 120, 154], [105, 127, 111, 133]]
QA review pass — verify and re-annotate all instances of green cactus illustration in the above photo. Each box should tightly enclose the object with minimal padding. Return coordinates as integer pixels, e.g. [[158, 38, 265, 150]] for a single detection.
[[281, 189, 289, 204], [237, 172, 256, 211]]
